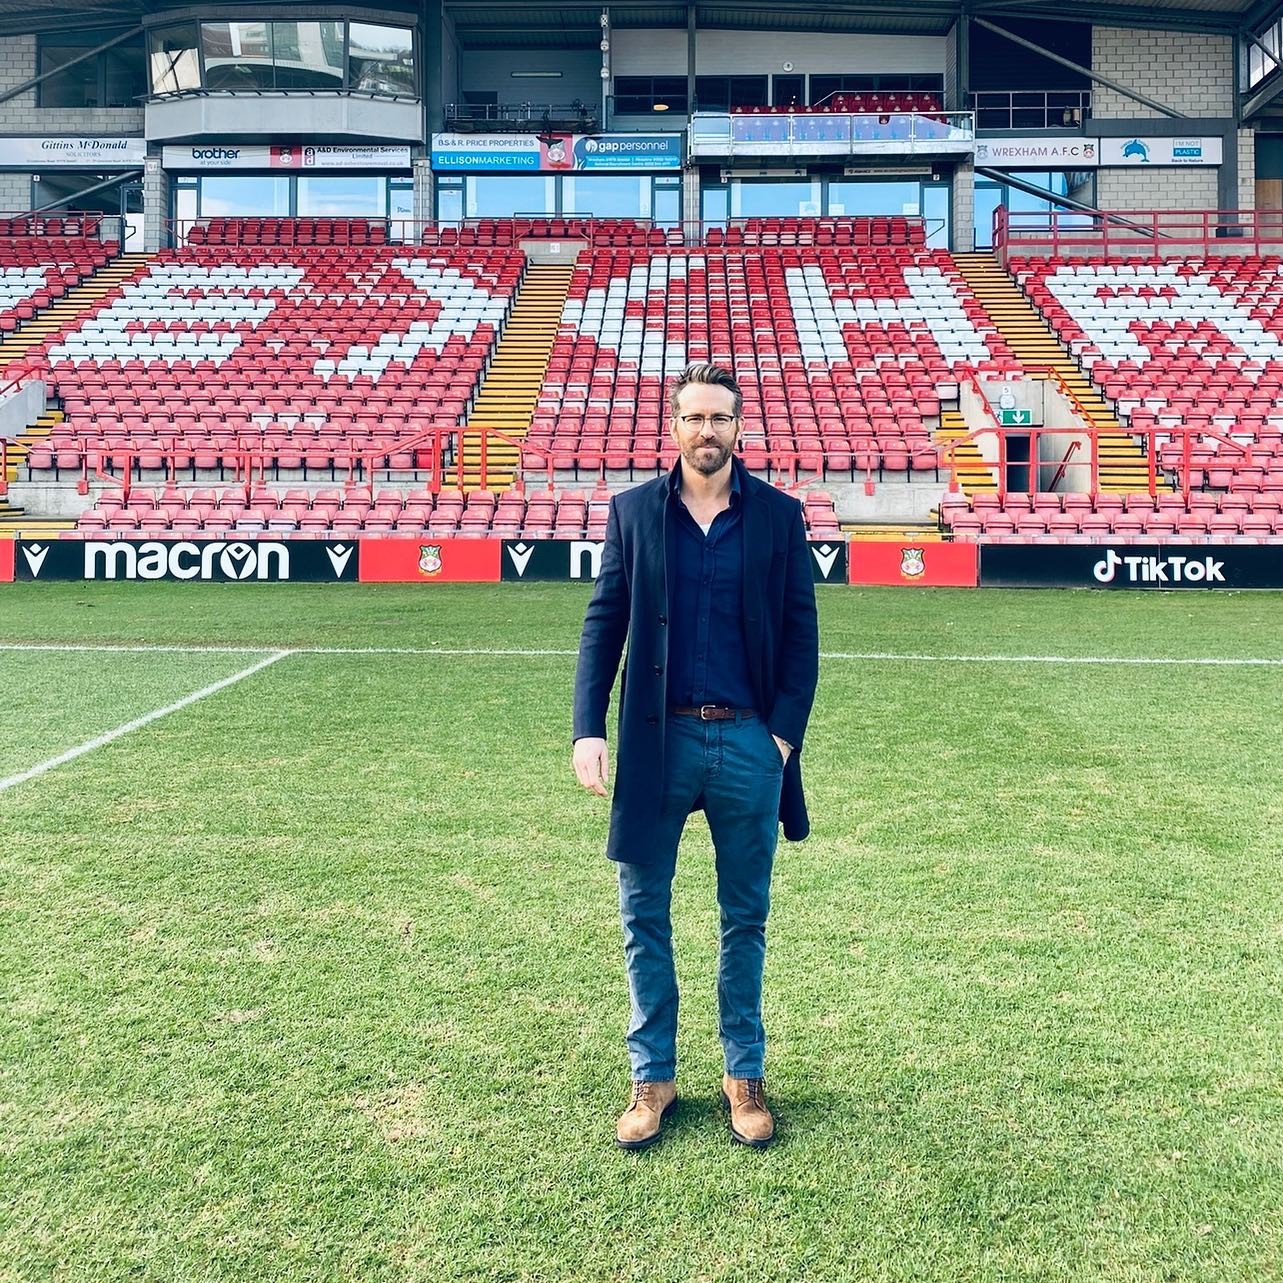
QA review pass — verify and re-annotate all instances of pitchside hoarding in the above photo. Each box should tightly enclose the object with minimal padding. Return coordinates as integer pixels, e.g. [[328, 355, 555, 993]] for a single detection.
[[14, 539, 358, 583], [499, 539, 848, 584], [980, 544, 1283, 589], [848, 540, 978, 587]]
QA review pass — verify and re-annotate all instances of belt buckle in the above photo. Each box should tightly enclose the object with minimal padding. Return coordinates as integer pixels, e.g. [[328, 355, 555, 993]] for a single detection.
[[698, 703, 719, 721]]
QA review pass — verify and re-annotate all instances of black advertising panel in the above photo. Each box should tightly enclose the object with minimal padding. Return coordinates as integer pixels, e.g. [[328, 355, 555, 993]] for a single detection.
[[501, 538, 848, 584], [980, 543, 1283, 590], [15, 538, 359, 583], [500, 539, 606, 582]]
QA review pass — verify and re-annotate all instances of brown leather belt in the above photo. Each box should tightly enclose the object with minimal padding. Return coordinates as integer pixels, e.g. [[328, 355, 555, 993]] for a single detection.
[[672, 705, 757, 721]]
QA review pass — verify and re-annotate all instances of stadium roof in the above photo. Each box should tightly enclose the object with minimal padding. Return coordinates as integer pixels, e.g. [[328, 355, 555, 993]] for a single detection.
[[0, 0, 1278, 40]]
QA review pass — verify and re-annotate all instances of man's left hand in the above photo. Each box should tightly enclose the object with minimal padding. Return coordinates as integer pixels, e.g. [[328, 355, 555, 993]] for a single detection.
[[772, 734, 792, 764]]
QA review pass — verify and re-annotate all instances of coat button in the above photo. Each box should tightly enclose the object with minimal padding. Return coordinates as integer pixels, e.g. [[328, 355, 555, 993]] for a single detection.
[[653, 665, 663, 675], [647, 715, 658, 725], [658, 614, 667, 625]]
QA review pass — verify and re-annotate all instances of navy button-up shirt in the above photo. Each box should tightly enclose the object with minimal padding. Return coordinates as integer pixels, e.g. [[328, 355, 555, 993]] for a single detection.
[[667, 465, 758, 711]]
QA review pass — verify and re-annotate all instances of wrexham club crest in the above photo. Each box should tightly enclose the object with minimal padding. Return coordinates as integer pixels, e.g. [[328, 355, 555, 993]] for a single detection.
[[418, 544, 443, 576], [900, 547, 926, 579]]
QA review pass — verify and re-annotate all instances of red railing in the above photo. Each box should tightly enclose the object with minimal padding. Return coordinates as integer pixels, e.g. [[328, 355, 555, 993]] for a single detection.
[[77, 421, 544, 502], [993, 205, 1283, 264], [939, 422, 1252, 500]]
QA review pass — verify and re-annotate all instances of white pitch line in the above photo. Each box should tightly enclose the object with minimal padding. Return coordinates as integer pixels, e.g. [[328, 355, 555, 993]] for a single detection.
[[0, 642, 1281, 666], [0, 650, 293, 795]]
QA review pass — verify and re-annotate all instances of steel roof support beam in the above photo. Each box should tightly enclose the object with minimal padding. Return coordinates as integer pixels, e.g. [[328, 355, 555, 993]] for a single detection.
[[973, 16, 1188, 117]]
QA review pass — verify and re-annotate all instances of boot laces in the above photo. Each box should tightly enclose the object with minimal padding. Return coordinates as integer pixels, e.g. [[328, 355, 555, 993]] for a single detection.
[[742, 1078, 765, 1109], [631, 1081, 658, 1108]]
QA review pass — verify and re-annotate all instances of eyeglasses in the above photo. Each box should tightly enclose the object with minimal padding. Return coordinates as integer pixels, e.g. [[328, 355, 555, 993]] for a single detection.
[[676, 413, 738, 431]]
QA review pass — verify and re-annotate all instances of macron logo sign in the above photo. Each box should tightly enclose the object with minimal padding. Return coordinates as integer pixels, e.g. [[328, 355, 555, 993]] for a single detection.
[[22, 543, 49, 578]]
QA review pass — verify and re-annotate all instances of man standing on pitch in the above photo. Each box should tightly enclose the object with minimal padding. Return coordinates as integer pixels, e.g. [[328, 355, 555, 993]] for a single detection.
[[572, 361, 819, 1151]]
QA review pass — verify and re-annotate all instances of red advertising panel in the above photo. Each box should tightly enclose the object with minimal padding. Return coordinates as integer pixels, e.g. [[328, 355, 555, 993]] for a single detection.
[[848, 540, 978, 587], [357, 538, 502, 583], [0, 538, 13, 584]]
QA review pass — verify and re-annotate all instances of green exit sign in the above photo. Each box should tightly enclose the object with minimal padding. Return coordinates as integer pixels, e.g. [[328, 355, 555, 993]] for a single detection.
[[998, 408, 1032, 426]]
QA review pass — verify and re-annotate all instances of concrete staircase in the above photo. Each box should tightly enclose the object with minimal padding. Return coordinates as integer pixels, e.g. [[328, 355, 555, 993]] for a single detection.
[[934, 407, 998, 494], [460, 262, 575, 491], [0, 252, 149, 371], [0, 405, 76, 537], [952, 251, 1161, 493]]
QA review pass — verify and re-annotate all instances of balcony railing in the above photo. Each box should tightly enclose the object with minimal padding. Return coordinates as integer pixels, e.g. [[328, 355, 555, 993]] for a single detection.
[[688, 111, 975, 159], [970, 90, 1091, 132], [443, 102, 600, 131]]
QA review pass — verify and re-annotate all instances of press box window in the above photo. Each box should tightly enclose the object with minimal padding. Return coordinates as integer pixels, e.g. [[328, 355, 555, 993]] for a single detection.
[[149, 24, 201, 95], [614, 77, 688, 114], [38, 33, 146, 108]]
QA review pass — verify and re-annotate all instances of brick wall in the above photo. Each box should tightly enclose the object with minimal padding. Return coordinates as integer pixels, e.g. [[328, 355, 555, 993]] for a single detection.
[[952, 161, 974, 251], [0, 172, 29, 213], [0, 34, 144, 134], [1090, 27, 1232, 118], [1096, 166, 1220, 210], [1239, 129, 1256, 211]]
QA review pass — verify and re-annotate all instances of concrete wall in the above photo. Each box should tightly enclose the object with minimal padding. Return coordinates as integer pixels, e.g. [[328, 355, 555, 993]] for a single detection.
[[612, 28, 945, 77], [1090, 26, 1234, 118], [0, 33, 145, 134], [145, 94, 423, 142], [461, 49, 601, 110], [0, 380, 47, 438]]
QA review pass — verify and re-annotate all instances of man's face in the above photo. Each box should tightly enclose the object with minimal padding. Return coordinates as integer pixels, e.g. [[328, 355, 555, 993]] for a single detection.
[[670, 382, 741, 477]]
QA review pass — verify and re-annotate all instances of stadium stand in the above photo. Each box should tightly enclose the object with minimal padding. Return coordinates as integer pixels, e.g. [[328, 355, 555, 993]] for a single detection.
[[0, 238, 119, 336], [18, 237, 523, 483]]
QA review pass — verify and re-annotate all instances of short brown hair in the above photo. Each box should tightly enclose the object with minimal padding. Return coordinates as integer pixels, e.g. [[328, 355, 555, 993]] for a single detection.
[[667, 361, 743, 420]]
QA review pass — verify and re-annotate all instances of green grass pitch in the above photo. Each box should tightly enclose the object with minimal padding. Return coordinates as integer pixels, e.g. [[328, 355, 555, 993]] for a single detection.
[[1, 583, 1282, 1282]]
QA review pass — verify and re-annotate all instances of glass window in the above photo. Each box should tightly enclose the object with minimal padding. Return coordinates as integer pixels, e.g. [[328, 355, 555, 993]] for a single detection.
[[695, 75, 767, 112], [922, 184, 949, 250], [974, 185, 1002, 250], [272, 21, 344, 90], [654, 177, 681, 227], [202, 21, 273, 91], [773, 75, 805, 108], [32, 172, 128, 215], [701, 183, 729, 227], [437, 178, 463, 223], [465, 176, 554, 218], [349, 24, 415, 96], [199, 176, 291, 217], [103, 43, 147, 107], [38, 46, 99, 107], [827, 180, 920, 218], [562, 175, 649, 218], [39, 35, 145, 108], [297, 177, 386, 217], [614, 76, 688, 114], [730, 179, 822, 217], [150, 24, 201, 95]]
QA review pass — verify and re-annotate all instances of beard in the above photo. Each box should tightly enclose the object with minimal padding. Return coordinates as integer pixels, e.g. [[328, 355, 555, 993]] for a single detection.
[[681, 438, 734, 475]]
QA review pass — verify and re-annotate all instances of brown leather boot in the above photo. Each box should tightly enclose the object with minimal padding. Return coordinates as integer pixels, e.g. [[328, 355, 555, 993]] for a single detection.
[[721, 1074, 775, 1148], [615, 1079, 677, 1151]]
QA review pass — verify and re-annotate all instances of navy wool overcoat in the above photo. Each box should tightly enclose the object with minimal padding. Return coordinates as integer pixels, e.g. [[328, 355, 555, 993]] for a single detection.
[[573, 456, 820, 865]]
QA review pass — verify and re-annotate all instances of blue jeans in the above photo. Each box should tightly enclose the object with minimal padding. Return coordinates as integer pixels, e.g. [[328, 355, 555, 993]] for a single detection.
[[617, 712, 784, 1082]]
